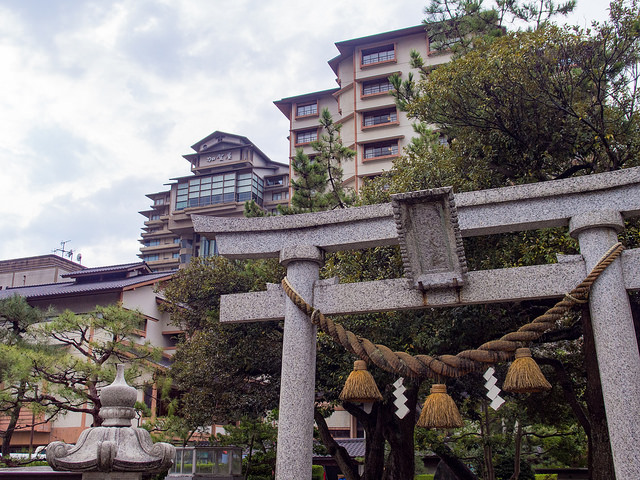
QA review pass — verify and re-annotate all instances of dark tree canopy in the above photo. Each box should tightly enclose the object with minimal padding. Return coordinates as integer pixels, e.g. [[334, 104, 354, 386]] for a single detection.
[[393, 0, 640, 186]]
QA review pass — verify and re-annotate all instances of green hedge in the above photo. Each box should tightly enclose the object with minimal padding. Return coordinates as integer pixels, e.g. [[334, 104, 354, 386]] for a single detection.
[[312, 465, 325, 480], [414, 474, 556, 480], [414, 473, 556, 480]]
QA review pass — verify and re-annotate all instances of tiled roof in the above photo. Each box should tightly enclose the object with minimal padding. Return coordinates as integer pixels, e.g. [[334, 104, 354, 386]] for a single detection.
[[336, 438, 366, 458], [313, 438, 366, 459], [62, 262, 151, 278], [0, 271, 174, 300]]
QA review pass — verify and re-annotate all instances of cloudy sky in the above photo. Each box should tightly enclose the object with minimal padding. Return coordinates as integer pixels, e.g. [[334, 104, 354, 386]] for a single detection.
[[0, 0, 611, 267]]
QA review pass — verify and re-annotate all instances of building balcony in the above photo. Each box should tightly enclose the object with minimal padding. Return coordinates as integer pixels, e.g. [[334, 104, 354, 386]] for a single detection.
[[141, 257, 179, 270], [143, 218, 165, 227], [139, 243, 180, 253], [140, 229, 173, 239]]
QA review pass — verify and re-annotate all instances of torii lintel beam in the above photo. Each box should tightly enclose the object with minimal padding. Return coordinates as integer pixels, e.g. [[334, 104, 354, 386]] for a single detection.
[[192, 167, 640, 259]]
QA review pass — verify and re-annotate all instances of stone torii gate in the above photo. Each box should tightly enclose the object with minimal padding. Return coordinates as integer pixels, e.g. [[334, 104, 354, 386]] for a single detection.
[[193, 167, 640, 480]]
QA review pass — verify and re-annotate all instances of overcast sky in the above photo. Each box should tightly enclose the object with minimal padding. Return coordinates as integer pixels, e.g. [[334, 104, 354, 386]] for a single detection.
[[0, 0, 612, 268]]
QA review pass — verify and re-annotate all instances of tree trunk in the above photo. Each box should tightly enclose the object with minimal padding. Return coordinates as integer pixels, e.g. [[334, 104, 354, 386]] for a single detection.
[[87, 382, 101, 427], [1, 403, 21, 459], [314, 408, 360, 480], [481, 399, 495, 480], [509, 421, 522, 480], [1, 382, 26, 459], [244, 432, 254, 480], [581, 305, 616, 479], [356, 403, 385, 480], [382, 382, 418, 480], [536, 357, 591, 436]]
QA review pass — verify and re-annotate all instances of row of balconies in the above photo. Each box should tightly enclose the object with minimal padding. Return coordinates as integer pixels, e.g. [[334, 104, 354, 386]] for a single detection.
[[139, 243, 180, 253]]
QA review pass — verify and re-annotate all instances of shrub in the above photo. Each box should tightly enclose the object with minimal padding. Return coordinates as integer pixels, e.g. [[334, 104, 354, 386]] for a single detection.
[[312, 464, 325, 480]]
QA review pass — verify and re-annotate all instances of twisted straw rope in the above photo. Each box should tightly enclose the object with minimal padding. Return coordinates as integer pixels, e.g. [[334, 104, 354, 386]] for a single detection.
[[282, 242, 624, 380]]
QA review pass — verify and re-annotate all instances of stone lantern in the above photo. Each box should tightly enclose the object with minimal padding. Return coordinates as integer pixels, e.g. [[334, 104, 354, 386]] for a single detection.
[[47, 364, 175, 480]]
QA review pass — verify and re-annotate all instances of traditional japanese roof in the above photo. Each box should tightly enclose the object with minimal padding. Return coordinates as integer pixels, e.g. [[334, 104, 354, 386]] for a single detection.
[[0, 270, 174, 300], [312, 438, 366, 460], [61, 262, 152, 279], [336, 438, 366, 458]]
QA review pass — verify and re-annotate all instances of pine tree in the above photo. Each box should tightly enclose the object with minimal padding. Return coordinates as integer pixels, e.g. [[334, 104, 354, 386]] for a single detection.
[[280, 108, 355, 214]]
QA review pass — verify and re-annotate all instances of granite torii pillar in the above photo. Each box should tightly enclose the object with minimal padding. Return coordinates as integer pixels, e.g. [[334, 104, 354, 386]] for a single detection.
[[570, 211, 640, 480], [194, 167, 640, 480], [277, 245, 322, 478]]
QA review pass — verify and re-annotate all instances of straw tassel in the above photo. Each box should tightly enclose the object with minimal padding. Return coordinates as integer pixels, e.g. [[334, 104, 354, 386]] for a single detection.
[[503, 347, 551, 393], [417, 383, 463, 429], [339, 360, 383, 403]]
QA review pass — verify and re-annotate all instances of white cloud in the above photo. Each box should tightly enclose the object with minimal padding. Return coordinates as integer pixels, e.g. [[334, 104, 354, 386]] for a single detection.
[[0, 0, 613, 266]]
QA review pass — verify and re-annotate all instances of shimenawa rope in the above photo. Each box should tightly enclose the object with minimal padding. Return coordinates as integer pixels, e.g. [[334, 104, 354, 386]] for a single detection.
[[281, 242, 624, 380]]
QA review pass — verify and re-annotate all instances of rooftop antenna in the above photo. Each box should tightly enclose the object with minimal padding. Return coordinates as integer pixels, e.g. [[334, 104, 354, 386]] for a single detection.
[[53, 240, 72, 258]]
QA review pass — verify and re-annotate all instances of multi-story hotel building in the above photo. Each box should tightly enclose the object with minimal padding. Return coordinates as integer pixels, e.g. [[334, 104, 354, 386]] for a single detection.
[[274, 25, 452, 193], [139, 131, 289, 271]]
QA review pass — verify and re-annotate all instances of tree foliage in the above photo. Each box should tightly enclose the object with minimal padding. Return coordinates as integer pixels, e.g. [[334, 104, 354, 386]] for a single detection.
[[216, 413, 278, 480], [30, 304, 162, 427], [281, 108, 355, 214], [163, 256, 284, 428], [0, 296, 46, 460], [1, 299, 161, 462], [423, 0, 577, 54], [393, 0, 640, 186]]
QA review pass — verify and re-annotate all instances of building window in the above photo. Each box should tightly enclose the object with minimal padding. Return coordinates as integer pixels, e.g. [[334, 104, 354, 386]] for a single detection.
[[172, 252, 179, 259], [363, 108, 397, 127], [362, 78, 393, 96], [200, 238, 218, 257], [271, 191, 289, 201], [175, 172, 264, 210], [150, 214, 160, 220], [154, 198, 164, 206], [144, 254, 160, 262], [144, 240, 160, 247], [295, 129, 317, 145], [296, 102, 318, 118], [364, 140, 399, 160], [361, 44, 395, 66], [236, 172, 264, 203], [266, 176, 284, 187]]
